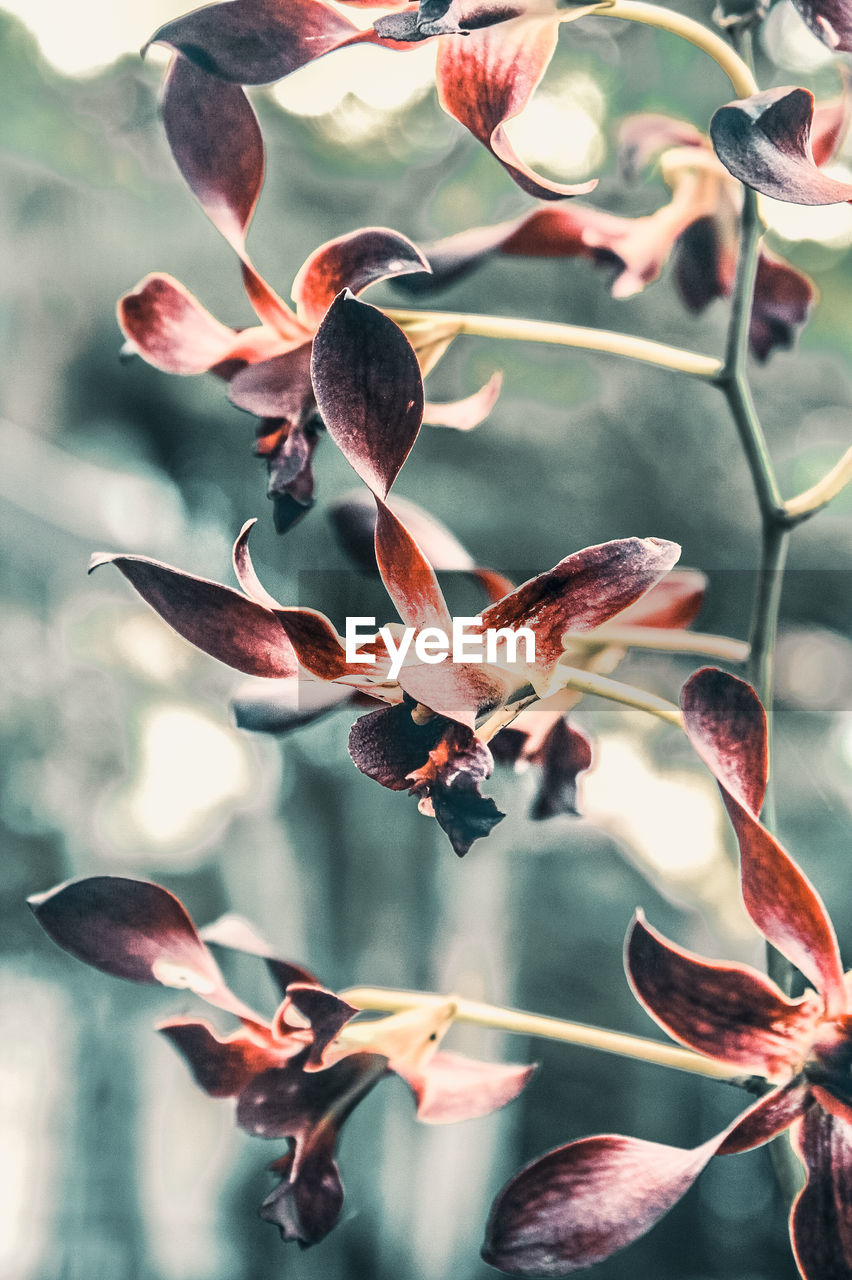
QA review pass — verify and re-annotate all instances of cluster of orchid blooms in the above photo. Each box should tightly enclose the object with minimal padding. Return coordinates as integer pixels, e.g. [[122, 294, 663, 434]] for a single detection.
[[29, 0, 852, 1274]]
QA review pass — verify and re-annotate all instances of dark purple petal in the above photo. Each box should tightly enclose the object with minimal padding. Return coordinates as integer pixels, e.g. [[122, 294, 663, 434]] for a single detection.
[[29, 877, 254, 1018], [790, 0, 852, 51], [374, 498, 452, 631], [88, 550, 299, 679], [413, 1051, 534, 1122], [261, 1141, 345, 1246], [626, 912, 824, 1080], [349, 702, 449, 791], [711, 87, 852, 205], [480, 537, 681, 673], [200, 913, 319, 994], [282, 985, 358, 1066], [229, 343, 314, 418], [292, 228, 430, 329], [718, 1080, 811, 1153], [262, 422, 321, 533], [749, 251, 815, 363], [232, 676, 357, 734], [159, 1018, 293, 1096], [310, 290, 424, 498], [526, 716, 593, 820], [237, 1049, 388, 1140], [790, 1105, 852, 1280], [406, 721, 503, 855], [374, 0, 533, 39], [422, 372, 503, 430], [147, 0, 364, 84], [673, 215, 734, 313], [682, 668, 846, 1016], [435, 19, 598, 200]]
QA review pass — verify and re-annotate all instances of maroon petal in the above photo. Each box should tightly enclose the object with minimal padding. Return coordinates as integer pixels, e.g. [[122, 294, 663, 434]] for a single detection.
[[617, 113, 706, 181], [28, 876, 253, 1018], [435, 18, 598, 200], [790, 0, 852, 51], [526, 716, 593, 821], [349, 703, 451, 791], [237, 1048, 388, 1141], [292, 228, 430, 330], [161, 56, 306, 338], [412, 1051, 535, 1123], [626, 912, 824, 1080], [790, 1105, 852, 1280], [406, 720, 504, 855], [118, 274, 279, 375], [89, 550, 298, 679], [262, 421, 322, 533], [374, 498, 452, 631], [147, 0, 364, 84], [229, 342, 314, 418], [811, 86, 852, 166], [232, 676, 357, 734], [749, 251, 815, 363], [480, 537, 681, 673], [200, 913, 320, 994], [159, 1018, 290, 1096], [615, 568, 705, 630], [261, 1141, 345, 1246], [311, 290, 424, 498], [422, 372, 503, 430], [719, 1079, 811, 1153], [274, 607, 378, 680], [282, 985, 358, 1065], [682, 669, 846, 1014], [711, 87, 852, 205]]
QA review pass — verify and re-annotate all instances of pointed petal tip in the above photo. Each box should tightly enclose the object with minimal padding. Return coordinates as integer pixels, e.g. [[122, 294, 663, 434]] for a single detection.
[[88, 552, 116, 574]]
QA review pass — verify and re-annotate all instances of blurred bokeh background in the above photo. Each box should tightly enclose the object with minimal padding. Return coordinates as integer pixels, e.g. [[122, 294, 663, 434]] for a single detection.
[[4, 1, 852, 1277]]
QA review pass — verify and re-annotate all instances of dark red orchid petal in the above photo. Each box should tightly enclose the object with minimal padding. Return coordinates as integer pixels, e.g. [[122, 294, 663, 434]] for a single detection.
[[310, 290, 424, 499], [231, 518, 283, 611], [292, 228, 430, 330], [482, 1129, 724, 1275], [790, 0, 852, 51], [89, 550, 298, 679], [232, 676, 357, 735], [283, 985, 359, 1066], [147, 0, 363, 84], [274, 606, 377, 680], [200, 913, 320, 995], [711, 87, 852, 205], [28, 876, 253, 1018], [615, 568, 705, 630], [407, 721, 503, 855], [527, 716, 593, 821], [423, 372, 503, 430], [436, 19, 598, 200], [790, 1105, 852, 1280], [413, 1051, 535, 1123], [237, 1049, 388, 1141], [749, 251, 815, 363], [261, 1140, 345, 1246], [160, 1018, 291, 1096], [617, 113, 706, 181], [349, 702, 449, 791], [374, 497, 453, 632], [673, 216, 732, 313], [626, 912, 823, 1079], [811, 86, 852, 166], [118, 274, 278, 375], [682, 669, 846, 1016], [718, 1079, 811, 1153], [229, 342, 314, 419], [480, 537, 681, 673], [266, 423, 321, 533]]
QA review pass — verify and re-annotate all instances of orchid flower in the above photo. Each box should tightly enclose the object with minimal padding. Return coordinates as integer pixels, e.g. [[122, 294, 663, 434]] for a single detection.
[[93, 288, 681, 853], [393, 102, 831, 360], [484, 667, 852, 1279], [29, 876, 533, 1247], [144, 0, 604, 200], [119, 54, 499, 529]]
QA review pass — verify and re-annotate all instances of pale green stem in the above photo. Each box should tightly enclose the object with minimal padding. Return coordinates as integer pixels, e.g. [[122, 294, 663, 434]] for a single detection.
[[546, 665, 684, 727], [589, 1, 758, 97], [785, 442, 852, 522], [572, 626, 749, 663], [340, 987, 741, 1082], [384, 309, 721, 380]]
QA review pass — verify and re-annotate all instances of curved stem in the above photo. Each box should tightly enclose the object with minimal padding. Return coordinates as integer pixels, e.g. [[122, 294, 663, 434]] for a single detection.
[[340, 987, 741, 1083], [573, 626, 749, 663], [594, 1, 758, 97], [544, 665, 684, 727], [785, 441, 852, 522], [385, 308, 721, 380]]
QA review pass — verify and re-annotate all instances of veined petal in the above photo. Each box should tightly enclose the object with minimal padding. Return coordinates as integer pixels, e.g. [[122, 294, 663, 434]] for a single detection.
[[88, 550, 298, 679], [811, 85, 852, 166], [28, 877, 255, 1019], [790, 1105, 852, 1280], [626, 912, 824, 1080], [374, 497, 453, 632], [374, 0, 538, 40], [228, 342, 315, 419], [422, 371, 503, 430], [435, 17, 598, 200], [118, 274, 279, 375], [310, 290, 424, 499], [161, 56, 307, 338], [147, 0, 365, 84], [480, 537, 681, 674], [292, 228, 430, 330], [411, 1051, 535, 1123], [159, 1018, 293, 1096], [711, 87, 852, 205], [614, 568, 705, 630], [682, 669, 846, 1015], [349, 702, 451, 791], [790, 0, 852, 51], [273, 606, 379, 680]]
